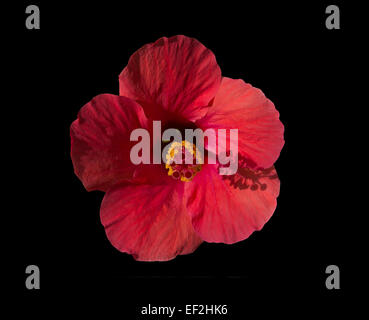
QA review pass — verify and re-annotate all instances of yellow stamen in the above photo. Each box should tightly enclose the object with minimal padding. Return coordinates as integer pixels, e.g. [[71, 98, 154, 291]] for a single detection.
[[165, 140, 203, 182]]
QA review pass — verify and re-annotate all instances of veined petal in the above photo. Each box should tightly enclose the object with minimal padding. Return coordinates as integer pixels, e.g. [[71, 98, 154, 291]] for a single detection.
[[119, 35, 221, 122], [185, 163, 280, 244], [70, 94, 149, 191], [197, 77, 284, 169], [100, 183, 202, 261]]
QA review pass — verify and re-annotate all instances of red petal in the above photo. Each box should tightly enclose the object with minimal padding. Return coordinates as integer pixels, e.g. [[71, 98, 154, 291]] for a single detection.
[[197, 77, 284, 169], [70, 94, 149, 191], [100, 183, 202, 261], [119, 35, 221, 122], [185, 164, 280, 244]]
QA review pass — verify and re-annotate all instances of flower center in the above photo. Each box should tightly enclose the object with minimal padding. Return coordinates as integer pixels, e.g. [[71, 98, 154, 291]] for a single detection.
[[165, 140, 203, 182]]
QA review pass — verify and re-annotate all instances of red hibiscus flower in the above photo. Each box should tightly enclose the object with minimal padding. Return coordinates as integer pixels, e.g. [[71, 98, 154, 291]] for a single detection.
[[70, 35, 284, 261]]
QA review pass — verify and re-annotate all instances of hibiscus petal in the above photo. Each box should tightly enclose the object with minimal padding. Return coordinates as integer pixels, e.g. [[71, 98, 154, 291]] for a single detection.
[[197, 77, 284, 169], [185, 164, 280, 244], [119, 35, 221, 122], [100, 183, 203, 261], [70, 94, 149, 191]]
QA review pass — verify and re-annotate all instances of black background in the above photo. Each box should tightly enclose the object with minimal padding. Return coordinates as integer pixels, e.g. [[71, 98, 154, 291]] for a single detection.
[[5, 0, 363, 317]]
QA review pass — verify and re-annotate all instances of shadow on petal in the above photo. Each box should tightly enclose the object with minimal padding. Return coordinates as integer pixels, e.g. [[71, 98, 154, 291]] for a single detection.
[[222, 154, 279, 191]]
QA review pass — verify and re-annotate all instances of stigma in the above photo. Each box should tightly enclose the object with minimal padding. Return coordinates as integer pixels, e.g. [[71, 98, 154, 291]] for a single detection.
[[165, 140, 203, 182]]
